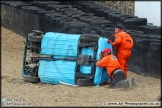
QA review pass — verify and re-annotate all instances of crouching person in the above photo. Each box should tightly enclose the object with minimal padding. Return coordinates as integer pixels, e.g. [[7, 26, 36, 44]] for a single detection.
[[96, 48, 137, 89]]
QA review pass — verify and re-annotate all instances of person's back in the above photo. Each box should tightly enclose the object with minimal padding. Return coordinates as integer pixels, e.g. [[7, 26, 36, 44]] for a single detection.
[[97, 53, 122, 77], [114, 30, 133, 52]]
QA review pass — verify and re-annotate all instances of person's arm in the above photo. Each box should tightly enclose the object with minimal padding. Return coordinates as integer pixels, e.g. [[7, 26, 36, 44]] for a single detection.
[[99, 52, 104, 60], [112, 35, 122, 46], [96, 57, 109, 68]]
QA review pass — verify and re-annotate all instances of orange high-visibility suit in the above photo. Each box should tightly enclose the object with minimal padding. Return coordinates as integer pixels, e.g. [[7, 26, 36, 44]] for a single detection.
[[96, 54, 124, 78], [112, 30, 133, 77]]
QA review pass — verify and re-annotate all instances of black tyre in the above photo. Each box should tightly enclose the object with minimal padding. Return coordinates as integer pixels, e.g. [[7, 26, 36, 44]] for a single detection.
[[105, 27, 115, 31], [1, 1, 7, 5], [27, 8, 46, 14], [59, 19, 77, 25], [129, 34, 142, 40], [28, 30, 44, 42], [125, 29, 144, 34], [81, 34, 100, 42], [111, 13, 129, 20], [91, 20, 114, 26], [20, 6, 38, 12], [135, 39, 161, 46], [63, 21, 83, 32], [78, 1, 95, 6], [100, 24, 115, 28], [39, 1, 60, 8], [91, 30, 99, 35], [12, 3, 34, 9], [79, 17, 90, 22], [124, 18, 147, 26], [5, 1, 17, 6], [83, 26, 95, 32], [75, 13, 94, 20], [82, 30, 91, 34], [101, 30, 111, 38], [108, 12, 122, 21], [139, 26, 161, 35], [96, 8, 110, 16], [23, 75, 40, 83], [150, 42, 161, 49], [46, 4, 60, 10], [102, 10, 118, 18], [138, 34, 161, 39], [89, 5, 103, 13], [85, 3, 98, 10], [56, 7, 77, 13], [85, 16, 106, 24], [68, 12, 85, 17], [37, 10, 55, 16], [55, 5, 73, 10], [77, 79, 94, 86], [101, 30, 115, 41], [120, 15, 138, 22]]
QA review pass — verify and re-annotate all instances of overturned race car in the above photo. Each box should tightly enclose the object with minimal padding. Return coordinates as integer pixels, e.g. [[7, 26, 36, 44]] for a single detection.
[[22, 30, 113, 86]]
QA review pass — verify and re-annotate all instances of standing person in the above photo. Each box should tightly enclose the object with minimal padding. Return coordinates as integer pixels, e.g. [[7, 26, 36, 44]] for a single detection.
[[96, 48, 137, 89], [107, 24, 133, 78]]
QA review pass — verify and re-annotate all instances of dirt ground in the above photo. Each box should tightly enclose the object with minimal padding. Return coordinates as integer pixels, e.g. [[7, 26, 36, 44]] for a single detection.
[[1, 27, 161, 107]]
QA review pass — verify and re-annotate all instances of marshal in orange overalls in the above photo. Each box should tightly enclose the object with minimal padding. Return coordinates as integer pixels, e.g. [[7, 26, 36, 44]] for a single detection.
[[112, 30, 133, 77], [96, 54, 123, 78]]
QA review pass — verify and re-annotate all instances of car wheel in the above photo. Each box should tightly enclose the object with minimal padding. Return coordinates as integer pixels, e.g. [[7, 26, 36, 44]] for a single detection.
[[23, 75, 40, 83], [81, 34, 100, 42], [28, 30, 44, 42], [77, 79, 94, 86]]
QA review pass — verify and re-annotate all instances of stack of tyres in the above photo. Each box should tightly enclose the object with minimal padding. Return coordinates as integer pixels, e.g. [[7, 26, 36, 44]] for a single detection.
[[1, 1, 7, 27], [128, 39, 161, 78], [130, 25, 161, 35], [1, 1, 13, 30], [27, 7, 46, 36], [1, 1, 34, 36], [11, 2, 34, 35], [148, 42, 161, 79], [44, 13, 58, 32], [7, 2, 15, 31], [57, 18, 78, 33], [20, 6, 43, 37], [70, 23, 90, 34], [37, 10, 55, 33], [50, 14, 67, 32], [12, 5, 23, 35], [63, 21, 84, 34], [54, 16, 71, 32]]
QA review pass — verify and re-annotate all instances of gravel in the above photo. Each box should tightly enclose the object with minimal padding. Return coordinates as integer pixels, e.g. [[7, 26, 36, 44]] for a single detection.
[[1, 27, 161, 107]]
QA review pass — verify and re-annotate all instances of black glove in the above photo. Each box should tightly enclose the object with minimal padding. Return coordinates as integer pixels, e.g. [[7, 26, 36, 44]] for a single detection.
[[99, 52, 104, 60]]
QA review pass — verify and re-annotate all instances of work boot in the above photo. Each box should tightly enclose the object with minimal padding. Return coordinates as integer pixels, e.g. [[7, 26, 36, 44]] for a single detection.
[[111, 79, 132, 89], [130, 76, 137, 88], [154, 95, 161, 101]]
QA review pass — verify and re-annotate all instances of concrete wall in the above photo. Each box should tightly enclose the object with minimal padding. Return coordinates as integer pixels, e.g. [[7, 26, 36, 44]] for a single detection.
[[134, 1, 161, 26]]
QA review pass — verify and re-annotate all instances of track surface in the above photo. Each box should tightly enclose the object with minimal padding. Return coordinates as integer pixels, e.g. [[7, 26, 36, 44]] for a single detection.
[[1, 27, 161, 107]]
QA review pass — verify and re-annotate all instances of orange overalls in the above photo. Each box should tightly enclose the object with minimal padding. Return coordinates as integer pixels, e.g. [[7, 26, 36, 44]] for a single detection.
[[112, 30, 133, 77], [96, 54, 124, 78]]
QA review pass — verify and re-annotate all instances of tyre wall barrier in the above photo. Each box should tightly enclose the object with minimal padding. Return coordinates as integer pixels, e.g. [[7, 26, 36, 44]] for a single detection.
[[128, 39, 161, 79], [1, 1, 161, 79]]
